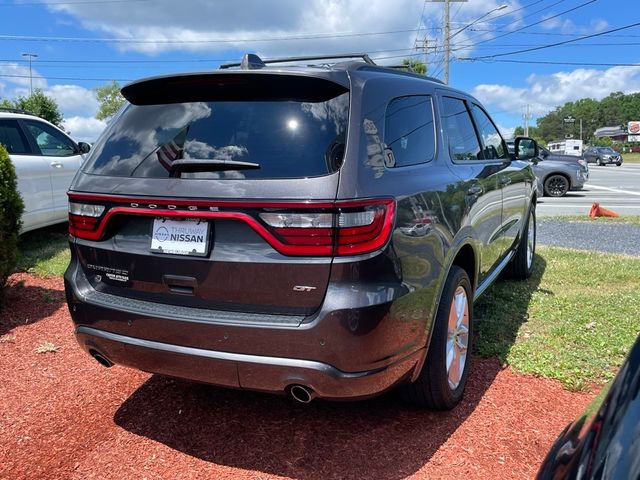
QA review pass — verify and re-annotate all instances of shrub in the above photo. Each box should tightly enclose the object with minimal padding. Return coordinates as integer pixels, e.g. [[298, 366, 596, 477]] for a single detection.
[[0, 144, 24, 305]]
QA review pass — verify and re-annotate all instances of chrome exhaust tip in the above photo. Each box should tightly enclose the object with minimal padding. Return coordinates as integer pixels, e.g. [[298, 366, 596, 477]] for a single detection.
[[289, 385, 316, 404], [90, 350, 113, 368]]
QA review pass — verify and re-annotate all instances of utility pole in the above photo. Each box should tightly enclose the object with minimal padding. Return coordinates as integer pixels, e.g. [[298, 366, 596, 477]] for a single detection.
[[523, 104, 531, 137], [21, 52, 38, 96], [443, 0, 450, 84]]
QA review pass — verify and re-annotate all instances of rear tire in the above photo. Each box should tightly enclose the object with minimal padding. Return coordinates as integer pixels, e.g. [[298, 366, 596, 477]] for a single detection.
[[505, 206, 536, 280], [617, 162, 622, 166], [401, 266, 472, 410]]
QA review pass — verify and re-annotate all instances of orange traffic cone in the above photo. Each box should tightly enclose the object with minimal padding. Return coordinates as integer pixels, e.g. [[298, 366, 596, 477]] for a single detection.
[[589, 202, 619, 218]]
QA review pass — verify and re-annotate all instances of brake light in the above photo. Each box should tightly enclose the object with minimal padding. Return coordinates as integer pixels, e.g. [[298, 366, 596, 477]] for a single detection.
[[68, 202, 105, 238], [67, 194, 395, 256]]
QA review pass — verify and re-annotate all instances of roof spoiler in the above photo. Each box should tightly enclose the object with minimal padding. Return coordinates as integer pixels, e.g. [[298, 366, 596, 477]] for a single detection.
[[219, 52, 376, 70]]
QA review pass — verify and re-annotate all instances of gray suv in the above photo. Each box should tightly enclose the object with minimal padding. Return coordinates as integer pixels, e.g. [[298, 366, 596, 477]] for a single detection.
[[64, 53, 538, 409]]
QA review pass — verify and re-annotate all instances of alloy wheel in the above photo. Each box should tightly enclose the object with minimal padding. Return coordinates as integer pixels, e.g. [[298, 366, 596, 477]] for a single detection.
[[446, 286, 469, 390]]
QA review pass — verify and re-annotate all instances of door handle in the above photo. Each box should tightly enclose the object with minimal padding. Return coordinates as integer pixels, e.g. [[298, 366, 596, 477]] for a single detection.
[[499, 176, 512, 186], [50, 161, 63, 168], [466, 185, 483, 196]]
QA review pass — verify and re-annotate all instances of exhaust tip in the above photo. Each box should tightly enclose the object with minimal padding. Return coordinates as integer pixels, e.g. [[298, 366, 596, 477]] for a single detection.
[[89, 349, 113, 368], [289, 384, 315, 404]]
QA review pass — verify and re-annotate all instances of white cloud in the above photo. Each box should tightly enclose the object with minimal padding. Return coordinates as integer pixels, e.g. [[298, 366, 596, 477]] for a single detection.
[[541, 16, 608, 34], [46, 84, 99, 118], [45, 0, 525, 59], [62, 116, 107, 142], [473, 66, 640, 118], [0, 63, 47, 90]]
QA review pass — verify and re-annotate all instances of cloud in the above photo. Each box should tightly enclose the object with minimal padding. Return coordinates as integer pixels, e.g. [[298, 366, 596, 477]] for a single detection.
[[46, 84, 99, 118], [62, 116, 107, 142], [0, 63, 47, 90], [473, 66, 640, 118], [46, 0, 525, 60], [540, 15, 609, 34]]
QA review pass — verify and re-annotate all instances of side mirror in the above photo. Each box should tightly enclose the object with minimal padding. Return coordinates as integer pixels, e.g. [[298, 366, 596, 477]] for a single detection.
[[77, 142, 91, 154], [514, 136, 538, 161]]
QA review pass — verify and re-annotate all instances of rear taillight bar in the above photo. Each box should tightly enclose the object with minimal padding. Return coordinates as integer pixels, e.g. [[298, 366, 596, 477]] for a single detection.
[[67, 194, 395, 257]]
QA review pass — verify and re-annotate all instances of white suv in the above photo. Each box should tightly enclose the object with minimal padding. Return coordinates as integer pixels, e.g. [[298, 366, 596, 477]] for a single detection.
[[0, 109, 90, 233]]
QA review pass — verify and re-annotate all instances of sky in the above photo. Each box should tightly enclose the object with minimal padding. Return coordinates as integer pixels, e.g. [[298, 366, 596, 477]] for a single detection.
[[0, 0, 638, 141]]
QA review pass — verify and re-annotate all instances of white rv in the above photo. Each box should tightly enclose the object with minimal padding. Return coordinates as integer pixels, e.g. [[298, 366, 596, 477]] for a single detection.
[[546, 139, 583, 157]]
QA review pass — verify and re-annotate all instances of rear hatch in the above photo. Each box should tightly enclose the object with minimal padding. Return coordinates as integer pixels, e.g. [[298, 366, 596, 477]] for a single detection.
[[68, 71, 393, 317]]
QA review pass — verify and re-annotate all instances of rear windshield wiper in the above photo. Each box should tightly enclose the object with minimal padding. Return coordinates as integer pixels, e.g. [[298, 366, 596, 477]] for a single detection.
[[169, 158, 260, 176]]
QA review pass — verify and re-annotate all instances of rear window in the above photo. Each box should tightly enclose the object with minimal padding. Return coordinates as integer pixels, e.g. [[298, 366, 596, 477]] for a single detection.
[[83, 93, 349, 179]]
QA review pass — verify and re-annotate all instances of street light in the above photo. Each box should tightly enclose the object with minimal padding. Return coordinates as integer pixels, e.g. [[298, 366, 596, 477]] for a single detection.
[[21, 52, 38, 96], [444, 3, 507, 84]]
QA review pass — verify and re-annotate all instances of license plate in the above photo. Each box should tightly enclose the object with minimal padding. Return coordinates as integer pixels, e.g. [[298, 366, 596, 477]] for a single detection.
[[150, 218, 210, 256]]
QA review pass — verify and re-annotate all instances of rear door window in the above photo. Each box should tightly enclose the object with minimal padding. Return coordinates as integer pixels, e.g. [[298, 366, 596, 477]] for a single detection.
[[383, 95, 435, 167], [0, 119, 31, 154], [83, 93, 349, 180], [440, 97, 481, 161]]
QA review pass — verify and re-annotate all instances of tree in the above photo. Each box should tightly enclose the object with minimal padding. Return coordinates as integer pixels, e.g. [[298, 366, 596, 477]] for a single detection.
[[402, 58, 427, 75], [95, 81, 126, 120], [14, 90, 63, 126], [0, 144, 24, 306], [0, 98, 12, 109]]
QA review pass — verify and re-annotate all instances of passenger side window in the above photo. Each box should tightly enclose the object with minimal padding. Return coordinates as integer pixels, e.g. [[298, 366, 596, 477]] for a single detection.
[[471, 104, 508, 160], [0, 119, 30, 154], [23, 120, 77, 157], [383, 95, 435, 167], [440, 97, 481, 161]]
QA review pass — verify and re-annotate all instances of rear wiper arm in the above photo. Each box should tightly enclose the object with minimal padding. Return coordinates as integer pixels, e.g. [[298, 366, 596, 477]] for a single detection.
[[169, 158, 260, 176]]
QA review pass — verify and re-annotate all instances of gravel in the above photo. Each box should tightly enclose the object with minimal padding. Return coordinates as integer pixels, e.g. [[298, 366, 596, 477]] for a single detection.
[[537, 219, 640, 256]]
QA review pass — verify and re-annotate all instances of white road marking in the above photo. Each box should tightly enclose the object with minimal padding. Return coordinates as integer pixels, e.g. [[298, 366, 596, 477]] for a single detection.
[[539, 204, 640, 208], [588, 185, 640, 196]]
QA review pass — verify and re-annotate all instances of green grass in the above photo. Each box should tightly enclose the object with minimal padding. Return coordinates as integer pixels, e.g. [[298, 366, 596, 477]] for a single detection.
[[622, 152, 640, 163], [17, 224, 70, 277], [475, 246, 640, 390], [539, 215, 640, 226]]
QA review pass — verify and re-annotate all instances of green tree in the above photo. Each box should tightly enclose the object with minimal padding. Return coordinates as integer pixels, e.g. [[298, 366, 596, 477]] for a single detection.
[[0, 144, 24, 306], [0, 98, 12, 109], [402, 58, 427, 75], [14, 90, 63, 126], [95, 80, 125, 120]]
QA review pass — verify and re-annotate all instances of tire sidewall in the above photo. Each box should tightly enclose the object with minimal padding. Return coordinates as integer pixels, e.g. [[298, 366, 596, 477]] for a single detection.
[[544, 175, 569, 197]]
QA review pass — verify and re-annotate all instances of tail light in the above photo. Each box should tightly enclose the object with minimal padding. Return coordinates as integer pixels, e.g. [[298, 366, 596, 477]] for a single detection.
[[68, 202, 105, 237], [67, 194, 395, 256]]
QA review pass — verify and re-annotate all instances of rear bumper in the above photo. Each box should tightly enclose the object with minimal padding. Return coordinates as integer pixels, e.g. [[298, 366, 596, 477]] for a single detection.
[[65, 250, 430, 400], [75, 326, 423, 400]]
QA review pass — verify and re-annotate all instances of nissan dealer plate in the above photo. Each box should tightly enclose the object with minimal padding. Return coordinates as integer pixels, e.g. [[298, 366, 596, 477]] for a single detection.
[[150, 218, 209, 256]]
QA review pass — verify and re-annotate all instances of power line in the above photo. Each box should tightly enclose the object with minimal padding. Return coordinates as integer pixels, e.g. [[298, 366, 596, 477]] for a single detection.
[[458, 58, 640, 67], [0, 28, 428, 44], [463, 20, 640, 59], [468, 0, 599, 48], [0, 73, 132, 81]]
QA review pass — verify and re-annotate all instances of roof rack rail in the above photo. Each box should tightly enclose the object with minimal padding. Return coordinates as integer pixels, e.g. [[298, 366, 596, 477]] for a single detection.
[[0, 107, 35, 116], [219, 53, 376, 70]]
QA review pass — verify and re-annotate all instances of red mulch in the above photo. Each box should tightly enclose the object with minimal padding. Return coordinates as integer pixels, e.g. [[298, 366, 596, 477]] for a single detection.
[[0, 273, 596, 480]]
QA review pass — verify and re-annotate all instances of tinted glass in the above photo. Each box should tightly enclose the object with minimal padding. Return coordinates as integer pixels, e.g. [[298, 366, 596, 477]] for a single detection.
[[383, 96, 435, 167], [441, 97, 481, 161], [83, 93, 349, 179], [471, 104, 507, 160], [0, 119, 30, 154], [24, 120, 77, 157], [598, 147, 616, 153]]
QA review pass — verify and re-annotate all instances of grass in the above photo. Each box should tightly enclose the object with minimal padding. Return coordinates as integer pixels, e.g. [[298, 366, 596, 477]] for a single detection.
[[538, 215, 640, 226], [17, 224, 70, 277], [34, 341, 61, 354], [622, 152, 640, 163], [475, 246, 640, 390]]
